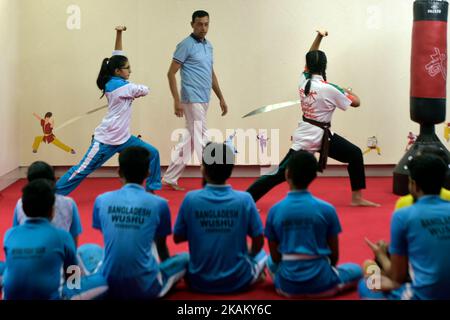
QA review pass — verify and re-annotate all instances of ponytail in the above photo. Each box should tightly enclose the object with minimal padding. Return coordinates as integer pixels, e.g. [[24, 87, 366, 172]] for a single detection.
[[96, 55, 129, 99], [304, 78, 312, 96], [97, 58, 111, 98]]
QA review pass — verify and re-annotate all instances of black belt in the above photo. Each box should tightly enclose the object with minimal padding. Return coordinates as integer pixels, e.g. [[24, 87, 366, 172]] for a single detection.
[[302, 116, 331, 172]]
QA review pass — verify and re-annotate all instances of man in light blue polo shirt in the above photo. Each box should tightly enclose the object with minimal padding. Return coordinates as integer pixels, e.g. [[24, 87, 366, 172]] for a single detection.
[[163, 10, 229, 191]]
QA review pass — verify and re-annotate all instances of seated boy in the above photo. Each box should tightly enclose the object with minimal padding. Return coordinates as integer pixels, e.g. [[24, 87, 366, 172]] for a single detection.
[[360, 153, 450, 300], [13, 161, 82, 247], [9, 161, 101, 277], [2, 179, 106, 300], [174, 142, 267, 293], [395, 146, 450, 210], [265, 151, 362, 298], [92, 146, 188, 299]]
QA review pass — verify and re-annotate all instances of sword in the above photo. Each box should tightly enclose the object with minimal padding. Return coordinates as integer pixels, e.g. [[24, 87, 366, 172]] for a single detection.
[[54, 104, 108, 132], [242, 100, 300, 118]]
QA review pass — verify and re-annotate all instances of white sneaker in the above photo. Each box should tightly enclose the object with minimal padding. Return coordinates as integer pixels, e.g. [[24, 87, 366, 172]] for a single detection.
[[162, 179, 185, 191]]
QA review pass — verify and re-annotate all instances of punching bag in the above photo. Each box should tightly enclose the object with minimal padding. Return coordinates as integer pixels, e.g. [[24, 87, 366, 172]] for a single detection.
[[393, 0, 450, 195], [411, 0, 447, 123]]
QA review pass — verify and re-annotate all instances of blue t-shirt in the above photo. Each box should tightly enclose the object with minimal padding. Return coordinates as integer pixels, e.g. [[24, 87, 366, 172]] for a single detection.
[[173, 34, 213, 104], [390, 195, 450, 300], [3, 218, 77, 300], [265, 191, 342, 294], [174, 184, 263, 293], [92, 184, 171, 299], [13, 194, 82, 239]]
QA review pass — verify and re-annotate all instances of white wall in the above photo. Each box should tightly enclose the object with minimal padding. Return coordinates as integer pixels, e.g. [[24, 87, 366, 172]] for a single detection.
[[0, 0, 20, 180], [14, 0, 450, 168]]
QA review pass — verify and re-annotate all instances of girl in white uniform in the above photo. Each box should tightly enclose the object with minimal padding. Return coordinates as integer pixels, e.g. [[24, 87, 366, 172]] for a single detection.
[[247, 30, 379, 207], [56, 26, 161, 196]]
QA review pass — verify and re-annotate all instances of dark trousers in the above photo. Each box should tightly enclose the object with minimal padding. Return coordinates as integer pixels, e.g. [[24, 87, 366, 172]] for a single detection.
[[247, 134, 366, 202]]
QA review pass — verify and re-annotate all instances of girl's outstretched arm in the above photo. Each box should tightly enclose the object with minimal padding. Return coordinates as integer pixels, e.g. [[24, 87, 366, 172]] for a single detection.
[[114, 26, 127, 51], [309, 30, 328, 52]]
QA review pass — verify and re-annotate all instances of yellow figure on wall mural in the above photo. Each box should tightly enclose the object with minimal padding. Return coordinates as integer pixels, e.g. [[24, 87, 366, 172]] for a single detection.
[[363, 136, 381, 156], [445, 122, 450, 142], [32, 112, 76, 154]]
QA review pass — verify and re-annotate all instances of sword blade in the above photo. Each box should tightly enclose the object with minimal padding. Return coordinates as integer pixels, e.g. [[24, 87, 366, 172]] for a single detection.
[[86, 104, 109, 115], [54, 104, 108, 132], [242, 100, 300, 118]]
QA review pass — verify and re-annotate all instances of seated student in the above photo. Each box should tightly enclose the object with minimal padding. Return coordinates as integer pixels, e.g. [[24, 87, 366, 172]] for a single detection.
[[91, 146, 188, 299], [360, 153, 450, 300], [174, 142, 267, 294], [10, 161, 100, 278], [395, 146, 450, 210], [1, 179, 107, 300], [265, 151, 362, 298], [364, 147, 449, 286], [13, 163, 103, 277], [13, 161, 82, 247]]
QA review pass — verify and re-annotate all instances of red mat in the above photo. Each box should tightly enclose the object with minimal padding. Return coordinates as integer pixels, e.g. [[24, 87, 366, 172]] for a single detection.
[[0, 177, 397, 300]]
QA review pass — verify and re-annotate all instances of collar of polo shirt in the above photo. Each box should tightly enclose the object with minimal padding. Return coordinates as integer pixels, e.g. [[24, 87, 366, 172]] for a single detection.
[[190, 33, 207, 43]]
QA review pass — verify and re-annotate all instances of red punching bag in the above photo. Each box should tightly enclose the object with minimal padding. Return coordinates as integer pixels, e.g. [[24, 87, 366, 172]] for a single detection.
[[411, 0, 447, 123], [394, 0, 450, 195]]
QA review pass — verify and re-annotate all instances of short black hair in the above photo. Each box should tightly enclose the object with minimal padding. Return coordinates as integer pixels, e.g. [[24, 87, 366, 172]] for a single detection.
[[118, 146, 150, 184], [287, 151, 318, 189], [27, 161, 55, 182], [22, 179, 55, 219], [44, 112, 53, 118], [202, 142, 234, 184], [306, 50, 327, 75], [409, 153, 447, 195], [192, 10, 209, 22]]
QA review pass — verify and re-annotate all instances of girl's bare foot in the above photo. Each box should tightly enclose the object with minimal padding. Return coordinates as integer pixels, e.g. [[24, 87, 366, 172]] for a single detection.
[[351, 190, 380, 207], [351, 198, 380, 207]]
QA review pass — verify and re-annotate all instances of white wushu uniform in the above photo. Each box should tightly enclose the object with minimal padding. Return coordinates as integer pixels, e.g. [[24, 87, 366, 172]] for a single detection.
[[291, 72, 353, 152]]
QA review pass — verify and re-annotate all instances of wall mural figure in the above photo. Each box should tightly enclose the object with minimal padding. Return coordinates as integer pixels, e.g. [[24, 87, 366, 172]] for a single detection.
[[363, 136, 381, 156], [405, 131, 418, 152], [32, 112, 76, 154]]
